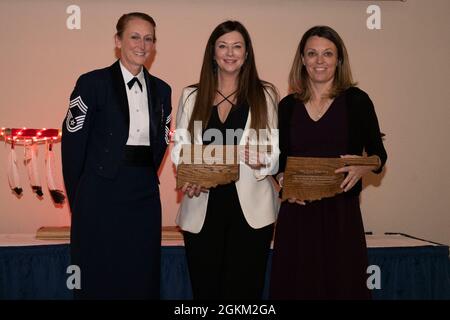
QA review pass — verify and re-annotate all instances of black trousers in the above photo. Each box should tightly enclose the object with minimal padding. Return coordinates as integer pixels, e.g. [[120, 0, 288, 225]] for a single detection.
[[183, 183, 274, 300]]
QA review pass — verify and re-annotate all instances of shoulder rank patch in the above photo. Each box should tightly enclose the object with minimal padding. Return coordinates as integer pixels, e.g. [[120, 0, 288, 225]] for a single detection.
[[165, 114, 171, 144], [66, 96, 88, 133]]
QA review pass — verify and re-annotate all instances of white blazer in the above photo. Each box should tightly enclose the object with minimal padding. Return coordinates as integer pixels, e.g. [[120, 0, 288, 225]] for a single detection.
[[171, 86, 280, 233]]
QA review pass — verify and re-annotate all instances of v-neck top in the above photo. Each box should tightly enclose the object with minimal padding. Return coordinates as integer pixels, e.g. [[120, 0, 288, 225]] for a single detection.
[[203, 103, 249, 145], [288, 93, 348, 157]]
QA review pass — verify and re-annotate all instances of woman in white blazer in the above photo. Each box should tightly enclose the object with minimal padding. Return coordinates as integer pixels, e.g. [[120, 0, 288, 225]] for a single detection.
[[171, 20, 279, 300]]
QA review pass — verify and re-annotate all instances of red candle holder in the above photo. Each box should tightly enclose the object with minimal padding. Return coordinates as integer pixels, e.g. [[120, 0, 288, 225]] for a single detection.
[[1, 128, 61, 145]]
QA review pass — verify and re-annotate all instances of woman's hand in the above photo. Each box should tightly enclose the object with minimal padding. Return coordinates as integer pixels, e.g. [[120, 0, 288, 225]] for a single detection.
[[334, 155, 379, 192], [277, 173, 306, 205], [181, 182, 209, 198], [287, 198, 306, 205], [243, 143, 267, 170]]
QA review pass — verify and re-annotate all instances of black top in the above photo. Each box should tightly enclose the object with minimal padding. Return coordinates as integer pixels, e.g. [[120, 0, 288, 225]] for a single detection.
[[203, 103, 249, 145], [277, 87, 387, 196]]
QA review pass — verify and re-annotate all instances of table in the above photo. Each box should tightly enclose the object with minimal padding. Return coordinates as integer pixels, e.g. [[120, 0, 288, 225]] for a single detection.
[[0, 233, 449, 300]]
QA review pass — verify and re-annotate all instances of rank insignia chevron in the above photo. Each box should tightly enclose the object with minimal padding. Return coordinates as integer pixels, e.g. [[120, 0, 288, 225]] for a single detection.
[[66, 96, 88, 133]]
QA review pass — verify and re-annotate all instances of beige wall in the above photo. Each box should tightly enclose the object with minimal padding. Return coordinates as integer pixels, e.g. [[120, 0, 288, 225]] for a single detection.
[[0, 0, 449, 245]]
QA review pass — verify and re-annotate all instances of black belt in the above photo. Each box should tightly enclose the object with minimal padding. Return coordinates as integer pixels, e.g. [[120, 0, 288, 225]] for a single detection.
[[122, 145, 154, 167]]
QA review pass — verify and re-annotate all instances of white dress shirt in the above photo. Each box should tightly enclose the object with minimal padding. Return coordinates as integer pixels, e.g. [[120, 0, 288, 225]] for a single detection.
[[119, 61, 151, 146]]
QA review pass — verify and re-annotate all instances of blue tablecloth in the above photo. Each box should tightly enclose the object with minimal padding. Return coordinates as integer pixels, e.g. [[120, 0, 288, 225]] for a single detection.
[[1, 242, 449, 300]]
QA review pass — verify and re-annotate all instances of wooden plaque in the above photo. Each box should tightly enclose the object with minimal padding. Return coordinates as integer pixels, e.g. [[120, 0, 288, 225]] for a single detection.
[[35, 226, 184, 241], [176, 145, 240, 189], [282, 156, 380, 201], [176, 144, 272, 189], [36, 226, 70, 240]]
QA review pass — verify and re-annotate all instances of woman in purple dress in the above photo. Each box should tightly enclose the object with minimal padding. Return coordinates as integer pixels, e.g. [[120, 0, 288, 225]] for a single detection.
[[270, 26, 387, 299]]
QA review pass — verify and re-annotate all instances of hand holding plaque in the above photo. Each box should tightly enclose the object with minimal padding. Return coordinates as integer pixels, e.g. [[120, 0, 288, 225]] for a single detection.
[[176, 144, 272, 189], [282, 155, 380, 201]]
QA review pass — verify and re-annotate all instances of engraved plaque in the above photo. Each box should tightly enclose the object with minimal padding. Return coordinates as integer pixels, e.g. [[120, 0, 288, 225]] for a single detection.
[[176, 145, 239, 189], [176, 144, 272, 189], [283, 156, 380, 201]]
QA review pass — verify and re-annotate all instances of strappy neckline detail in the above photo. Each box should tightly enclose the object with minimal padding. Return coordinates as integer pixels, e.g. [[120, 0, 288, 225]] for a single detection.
[[215, 90, 238, 108], [214, 90, 239, 124]]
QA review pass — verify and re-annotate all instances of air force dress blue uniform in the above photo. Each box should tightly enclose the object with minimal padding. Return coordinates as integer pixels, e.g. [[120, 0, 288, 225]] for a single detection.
[[62, 60, 171, 299]]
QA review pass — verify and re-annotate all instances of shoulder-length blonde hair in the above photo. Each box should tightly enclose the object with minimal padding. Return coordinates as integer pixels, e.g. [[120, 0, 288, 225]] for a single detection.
[[289, 25, 356, 102], [187, 20, 278, 136]]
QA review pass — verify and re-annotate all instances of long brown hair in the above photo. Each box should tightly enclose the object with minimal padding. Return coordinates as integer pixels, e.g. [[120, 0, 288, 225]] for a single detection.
[[289, 25, 356, 101], [187, 20, 277, 136]]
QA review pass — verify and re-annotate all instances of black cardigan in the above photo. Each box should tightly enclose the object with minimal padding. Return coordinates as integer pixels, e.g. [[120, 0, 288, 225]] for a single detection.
[[277, 86, 387, 196]]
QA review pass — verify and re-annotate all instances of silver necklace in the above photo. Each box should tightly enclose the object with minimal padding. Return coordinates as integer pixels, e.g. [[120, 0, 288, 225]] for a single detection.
[[306, 99, 333, 120]]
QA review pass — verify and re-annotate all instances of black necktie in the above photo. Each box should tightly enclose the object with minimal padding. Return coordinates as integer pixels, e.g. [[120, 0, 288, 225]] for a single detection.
[[127, 77, 143, 91]]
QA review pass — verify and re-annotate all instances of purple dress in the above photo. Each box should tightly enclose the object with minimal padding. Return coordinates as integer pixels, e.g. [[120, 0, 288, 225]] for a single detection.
[[270, 93, 371, 299]]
